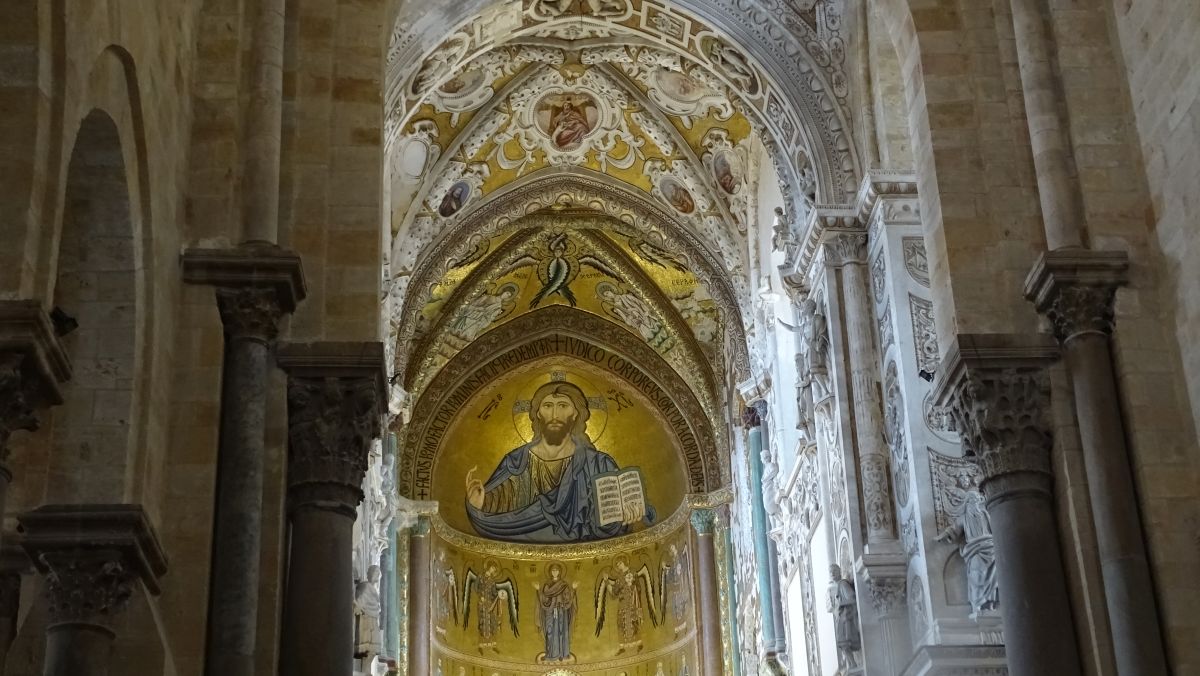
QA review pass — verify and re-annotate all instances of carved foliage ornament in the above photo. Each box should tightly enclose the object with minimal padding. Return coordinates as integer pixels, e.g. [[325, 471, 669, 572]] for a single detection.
[[868, 577, 906, 615], [215, 286, 286, 342], [944, 369, 1054, 483], [42, 549, 136, 630], [287, 376, 382, 496], [822, 232, 868, 267], [1043, 284, 1118, 343], [0, 354, 38, 456]]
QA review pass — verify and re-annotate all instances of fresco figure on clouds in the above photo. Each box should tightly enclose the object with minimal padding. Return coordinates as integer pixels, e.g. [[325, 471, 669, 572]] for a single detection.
[[465, 379, 654, 543]]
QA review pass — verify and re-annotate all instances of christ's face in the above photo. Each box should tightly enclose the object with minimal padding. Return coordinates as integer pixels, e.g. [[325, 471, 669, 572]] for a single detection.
[[537, 393, 578, 444]]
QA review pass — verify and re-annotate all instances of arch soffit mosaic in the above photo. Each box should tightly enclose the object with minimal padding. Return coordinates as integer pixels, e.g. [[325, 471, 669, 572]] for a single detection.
[[390, 173, 753, 391], [384, 0, 860, 207], [405, 226, 720, 414], [390, 58, 748, 268], [399, 305, 726, 501]]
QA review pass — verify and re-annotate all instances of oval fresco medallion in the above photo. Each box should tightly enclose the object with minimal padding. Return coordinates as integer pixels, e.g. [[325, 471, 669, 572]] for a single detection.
[[438, 180, 472, 218], [534, 92, 600, 151], [658, 176, 695, 215], [711, 148, 743, 195]]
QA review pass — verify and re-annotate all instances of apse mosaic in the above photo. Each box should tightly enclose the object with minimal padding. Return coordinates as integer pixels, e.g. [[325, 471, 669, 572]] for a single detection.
[[429, 513, 699, 675], [432, 360, 687, 543]]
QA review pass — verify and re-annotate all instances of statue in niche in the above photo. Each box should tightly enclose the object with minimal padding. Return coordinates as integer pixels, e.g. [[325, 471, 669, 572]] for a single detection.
[[658, 542, 692, 635], [826, 564, 861, 673], [534, 562, 578, 664], [434, 550, 459, 636], [353, 565, 382, 658], [595, 558, 660, 654], [936, 470, 999, 617], [771, 207, 794, 252], [461, 561, 520, 653], [465, 379, 654, 543]]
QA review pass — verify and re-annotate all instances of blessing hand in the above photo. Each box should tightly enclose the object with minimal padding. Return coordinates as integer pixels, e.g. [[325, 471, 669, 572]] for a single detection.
[[465, 466, 485, 509]]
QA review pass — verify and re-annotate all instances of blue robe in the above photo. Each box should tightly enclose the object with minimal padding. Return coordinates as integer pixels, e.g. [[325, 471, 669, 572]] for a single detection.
[[466, 436, 654, 543]]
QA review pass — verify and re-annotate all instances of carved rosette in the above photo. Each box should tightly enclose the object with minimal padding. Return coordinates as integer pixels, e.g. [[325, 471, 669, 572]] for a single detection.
[[945, 368, 1054, 491], [822, 232, 868, 267], [867, 577, 907, 615], [690, 507, 718, 535], [0, 354, 38, 460], [215, 286, 286, 343], [41, 549, 136, 632], [1042, 284, 1117, 343], [287, 375, 382, 513]]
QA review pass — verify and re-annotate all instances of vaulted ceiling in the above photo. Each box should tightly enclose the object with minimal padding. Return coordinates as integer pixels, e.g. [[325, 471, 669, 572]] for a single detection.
[[384, 0, 857, 411]]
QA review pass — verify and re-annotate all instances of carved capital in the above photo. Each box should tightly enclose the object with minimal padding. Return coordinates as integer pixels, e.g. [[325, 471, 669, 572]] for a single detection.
[[41, 549, 135, 631], [279, 342, 386, 514], [0, 301, 72, 459], [741, 400, 766, 428], [18, 504, 166, 631], [690, 507, 717, 535], [932, 334, 1059, 498], [215, 286, 286, 343], [411, 515, 432, 537], [867, 577, 907, 615], [1024, 249, 1129, 343], [821, 232, 868, 267]]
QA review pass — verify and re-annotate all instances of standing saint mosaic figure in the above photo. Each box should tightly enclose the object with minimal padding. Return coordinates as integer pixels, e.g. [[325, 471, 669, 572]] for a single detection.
[[461, 561, 519, 654], [534, 563, 578, 664]]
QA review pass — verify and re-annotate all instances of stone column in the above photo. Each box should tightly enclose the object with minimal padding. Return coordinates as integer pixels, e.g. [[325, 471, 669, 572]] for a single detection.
[[933, 334, 1082, 676], [824, 232, 895, 544], [742, 403, 786, 667], [242, 0, 286, 243], [1007, 0, 1085, 249], [0, 543, 30, 671], [277, 342, 385, 676], [1026, 251, 1169, 675], [182, 245, 305, 676], [17, 504, 167, 676], [690, 507, 723, 676], [406, 515, 432, 676], [0, 301, 71, 551]]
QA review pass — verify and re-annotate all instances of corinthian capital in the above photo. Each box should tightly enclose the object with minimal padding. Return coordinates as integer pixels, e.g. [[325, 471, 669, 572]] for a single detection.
[[182, 243, 307, 341], [279, 342, 386, 513], [822, 232, 868, 267], [1024, 249, 1129, 343], [41, 549, 136, 631], [932, 334, 1059, 497], [216, 286, 286, 342]]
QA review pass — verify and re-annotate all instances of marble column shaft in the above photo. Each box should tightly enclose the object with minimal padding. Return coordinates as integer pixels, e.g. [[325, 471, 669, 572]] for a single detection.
[[935, 334, 1082, 676], [825, 233, 895, 542], [17, 504, 167, 676], [691, 508, 723, 676], [1027, 254, 1169, 676], [407, 516, 432, 676], [744, 405, 783, 654], [277, 342, 384, 676]]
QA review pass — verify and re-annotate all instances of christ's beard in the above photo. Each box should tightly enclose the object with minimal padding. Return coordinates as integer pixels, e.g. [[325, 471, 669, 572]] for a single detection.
[[541, 420, 572, 445]]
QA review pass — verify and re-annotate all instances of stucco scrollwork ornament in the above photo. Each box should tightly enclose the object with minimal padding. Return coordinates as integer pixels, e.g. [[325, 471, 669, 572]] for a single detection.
[[877, 299, 895, 356], [902, 237, 930, 287], [884, 361, 910, 508], [909, 574, 930, 643], [870, 249, 887, 304], [931, 450, 999, 618], [909, 294, 939, 377]]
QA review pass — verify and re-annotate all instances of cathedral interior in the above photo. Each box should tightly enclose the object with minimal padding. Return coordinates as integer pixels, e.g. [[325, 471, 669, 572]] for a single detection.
[[0, 1, 1197, 675]]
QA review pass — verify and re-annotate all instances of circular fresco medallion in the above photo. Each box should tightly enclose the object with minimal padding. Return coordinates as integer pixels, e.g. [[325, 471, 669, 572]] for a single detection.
[[658, 176, 695, 215], [534, 92, 600, 151], [438, 180, 471, 218]]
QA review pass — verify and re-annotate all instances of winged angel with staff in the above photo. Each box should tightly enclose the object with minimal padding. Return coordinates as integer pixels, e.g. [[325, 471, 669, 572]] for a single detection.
[[461, 560, 519, 654], [594, 558, 659, 655]]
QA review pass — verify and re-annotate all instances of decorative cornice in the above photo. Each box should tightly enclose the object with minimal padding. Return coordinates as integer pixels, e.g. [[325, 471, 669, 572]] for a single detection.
[[931, 334, 1059, 497], [19, 504, 167, 630], [1024, 249, 1130, 343], [181, 243, 307, 313], [279, 342, 387, 513]]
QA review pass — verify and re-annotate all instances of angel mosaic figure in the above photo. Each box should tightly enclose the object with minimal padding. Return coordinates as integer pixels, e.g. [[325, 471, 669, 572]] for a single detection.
[[659, 543, 692, 635], [534, 563, 578, 664], [595, 559, 659, 654], [434, 550, 459, 636], [461, 561, 519, 653]]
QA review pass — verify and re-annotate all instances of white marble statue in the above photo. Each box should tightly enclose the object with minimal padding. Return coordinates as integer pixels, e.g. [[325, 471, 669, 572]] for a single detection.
[[936, 471, 1000, 617], [826, 564, 861, 672]]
